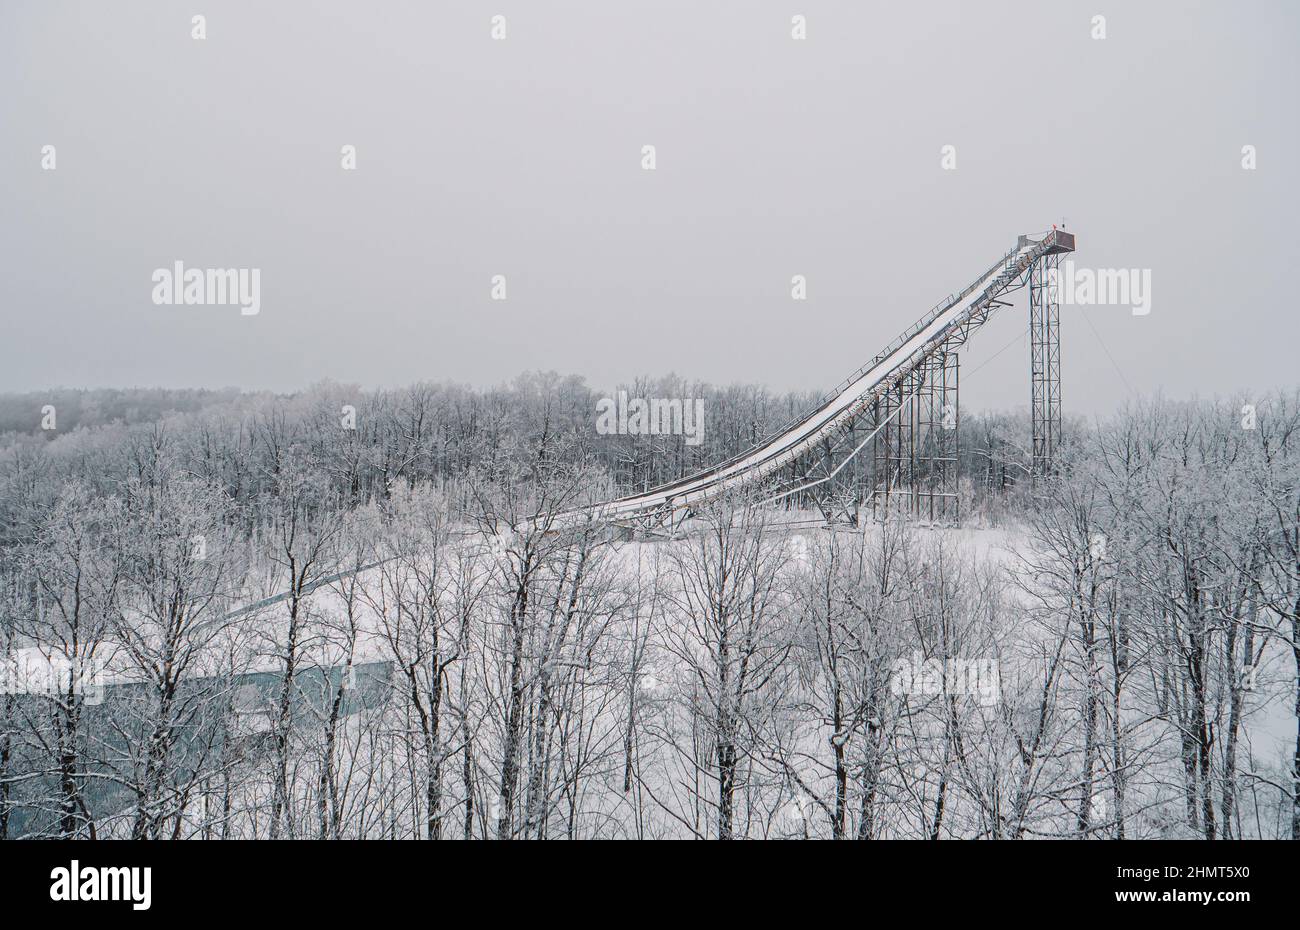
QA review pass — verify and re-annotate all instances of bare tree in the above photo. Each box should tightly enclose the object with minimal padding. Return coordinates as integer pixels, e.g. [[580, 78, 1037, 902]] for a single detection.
[[659, 495, 789, 839]]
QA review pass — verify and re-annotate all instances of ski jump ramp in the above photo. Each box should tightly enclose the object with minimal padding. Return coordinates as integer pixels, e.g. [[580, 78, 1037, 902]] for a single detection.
[[590, 227, 1075, 528], [214, 228, 1073, 621]]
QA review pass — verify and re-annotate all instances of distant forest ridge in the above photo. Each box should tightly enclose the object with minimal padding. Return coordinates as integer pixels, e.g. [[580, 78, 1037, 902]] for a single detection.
[[0, 378, 820, 438]]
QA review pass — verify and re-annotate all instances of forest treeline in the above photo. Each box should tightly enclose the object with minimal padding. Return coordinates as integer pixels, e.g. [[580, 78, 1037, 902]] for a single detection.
[[0, 379, 1297, 839], [0, 375, 1053, 515]]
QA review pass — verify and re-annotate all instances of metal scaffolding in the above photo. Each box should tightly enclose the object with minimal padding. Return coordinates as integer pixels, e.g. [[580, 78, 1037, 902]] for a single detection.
[[917, 350, 959, 522], [1030, 251, 1062, 477], [866, 349, 959, 523]]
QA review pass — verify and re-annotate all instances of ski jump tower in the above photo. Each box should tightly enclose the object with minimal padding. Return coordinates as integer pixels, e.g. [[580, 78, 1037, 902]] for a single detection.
[[865, 229, 1072, 522], [591, 228, 1075, 532]]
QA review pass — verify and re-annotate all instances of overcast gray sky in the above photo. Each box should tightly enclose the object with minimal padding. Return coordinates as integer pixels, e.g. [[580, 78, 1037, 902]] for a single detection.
[[2, 0, 1297, 413]]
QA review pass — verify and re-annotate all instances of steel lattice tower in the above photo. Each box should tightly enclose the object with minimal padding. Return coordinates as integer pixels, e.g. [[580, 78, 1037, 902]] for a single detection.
[[1029, 251, 1062, 477]]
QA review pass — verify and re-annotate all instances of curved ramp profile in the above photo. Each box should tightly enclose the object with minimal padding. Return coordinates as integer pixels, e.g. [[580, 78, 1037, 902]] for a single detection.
[[592, 228, 1075, 523]]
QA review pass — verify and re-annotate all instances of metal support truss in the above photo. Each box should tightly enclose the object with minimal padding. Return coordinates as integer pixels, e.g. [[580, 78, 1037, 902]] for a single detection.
[[915, 350, 959, 522], [869, 369, 912, 519], [1030, 252, 1062, 477], [866, 350, 959, 524]]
